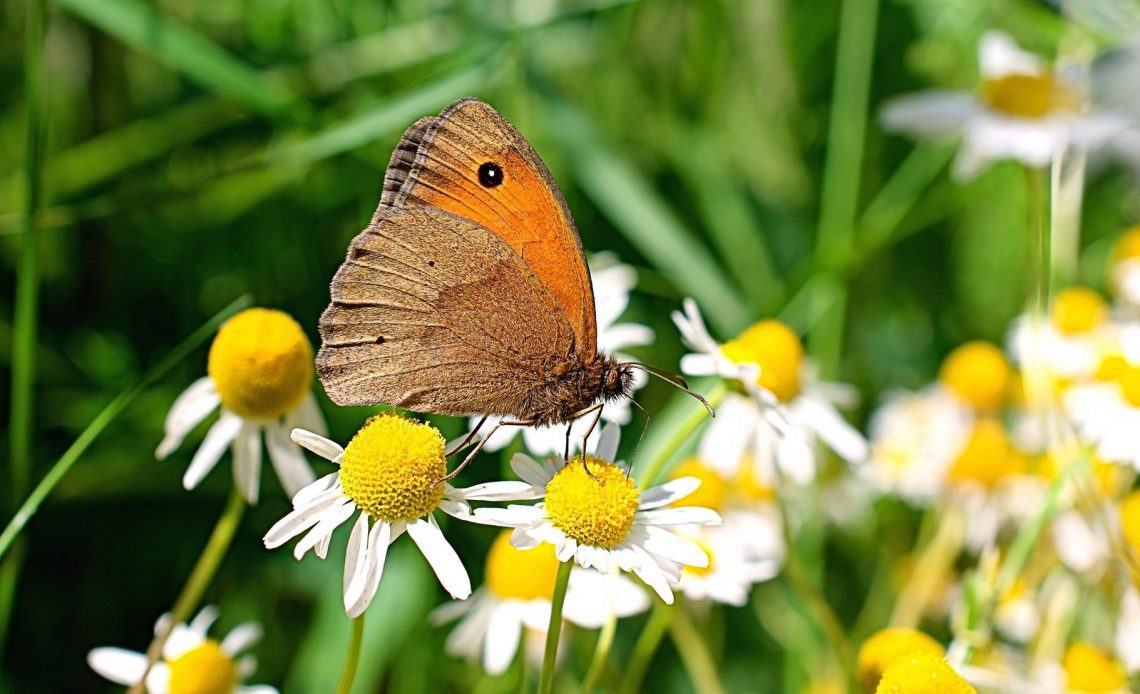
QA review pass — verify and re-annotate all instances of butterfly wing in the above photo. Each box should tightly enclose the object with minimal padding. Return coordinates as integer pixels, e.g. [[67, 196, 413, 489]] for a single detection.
[[317, 206, 575, 413], [381, 98, 598, 359]]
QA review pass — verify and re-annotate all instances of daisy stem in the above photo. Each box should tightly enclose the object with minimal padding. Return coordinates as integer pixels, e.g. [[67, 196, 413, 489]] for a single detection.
[[618, 601, 673, 694], [127, 486, 246, 694], [668, 606, 726, 694], [336, 614, 366, 694], [581, 599, 619, 693], [0, 294, 252, 564], [539, 560, 573, 694]]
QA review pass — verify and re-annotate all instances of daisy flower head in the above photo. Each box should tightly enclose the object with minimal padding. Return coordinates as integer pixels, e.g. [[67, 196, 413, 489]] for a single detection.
[[471, 424, 720, 604], [1064, 351, 1140, 469], [431, 530, 649, 675], [673, 298, 868, 484], [882, 30, 1126, 181], [1010, 288, 1113, 383], [469, 253, 652, 455], [1110, 226, 1140, 310], [88, 606, 274, 694], [938, 341, 1013, 413], [156, 308, 326, 504], [857, 626, 945, 693], [875, 651, 976, 694], [262, 414, 529, 617]]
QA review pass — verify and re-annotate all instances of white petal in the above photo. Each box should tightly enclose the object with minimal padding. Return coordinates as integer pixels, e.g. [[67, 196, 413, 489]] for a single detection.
[[483, 604, 523, 675], [221, 622, 263, 656], [880, 91, 977, 138], [794, 395, 868, 464], [342, 513, 369, 596], [188, 605, 219, 636], [263, 492, 350, 548], [632, 558, 674, 604], [598, 324, 654, 353], [266, 422, 316, 498], [146, 663, 171, 694], [290, 428, 344, 463], [291, 472, 341, 509], [87, 648, 146, 685], [1118, 588, 1140, 671], [594, 422, 621, 462], [638, 477, 700, 510], [345, 520, 390, 618], [237, 686, 279, 694], [293, 500, 355, 560], [183, 411, 242, 491], [288, 392, 327, 437], [452, 480, 539, 502], [408, 518, 472, 599], [510, 454, 555, 488], [636, 507, 721, 526], [232, 422, 263, 504], [163, 623, 205, 661], [637, 526, 710, 567], [156, 377, 220, 460], [979, 31, 1043, 78]]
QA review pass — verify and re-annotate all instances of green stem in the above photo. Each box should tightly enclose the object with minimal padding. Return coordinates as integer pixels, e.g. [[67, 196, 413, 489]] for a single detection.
[[539, 561, 573, 694], [128, 487, 246, 694], [581, 595, 619, 693], [336, 614, 367, 694], [668, 607, 726, 694], [10, 0, 46, 503], [1025, 166, 1050, 323], [0, 295, 252, 562], [809, 0, 881, 374], [618, 601, 674, 694]]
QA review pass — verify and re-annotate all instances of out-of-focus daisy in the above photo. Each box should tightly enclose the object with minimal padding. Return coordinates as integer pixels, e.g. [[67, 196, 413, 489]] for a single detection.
[[938, 341, 1013, 414], [156, 308, 326, 504], [882, 31, 1127, 181], [263, 414, 533, 617], [430, 530, 649, 675], [672, 299, 867, 485], [876, 651, 977, 693], [1064, 353, 1140, 469], [857, 627, 946, 693], [670, 522, 780, 606], [1010, 288, 1113, 383], [864, 387, 973, 505], [1048, 458, 1131, 578], [942, 417, 1045, 552], [1031, 641, 1136, 694], [470, 255, 653, 455], [470, 424, 720, 604], [87, 606, 274, 693], [1110, 226, 1140, 310]]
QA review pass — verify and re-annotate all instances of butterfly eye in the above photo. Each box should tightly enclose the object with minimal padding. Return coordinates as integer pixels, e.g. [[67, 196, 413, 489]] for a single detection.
[[477, 162, 504, 188]]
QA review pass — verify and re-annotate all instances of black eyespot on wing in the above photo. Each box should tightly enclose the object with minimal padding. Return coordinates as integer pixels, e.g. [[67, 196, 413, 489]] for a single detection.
[[428, 260, 435, 267], [477, 162, 503, 188], [375, 336, 386, 344]]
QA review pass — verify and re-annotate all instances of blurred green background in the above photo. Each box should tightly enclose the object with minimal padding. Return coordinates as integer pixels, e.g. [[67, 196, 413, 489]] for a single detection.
[[1, 0, 1135, 691]]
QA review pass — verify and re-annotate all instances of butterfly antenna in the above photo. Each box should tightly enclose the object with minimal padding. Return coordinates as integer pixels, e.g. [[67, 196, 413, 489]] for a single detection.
[[629, 363, 715, 417], [626, 398, 652, 478]]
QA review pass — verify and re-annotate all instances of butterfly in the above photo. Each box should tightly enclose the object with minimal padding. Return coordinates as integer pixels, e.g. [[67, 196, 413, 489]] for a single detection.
[[316, 98, 708, 478]]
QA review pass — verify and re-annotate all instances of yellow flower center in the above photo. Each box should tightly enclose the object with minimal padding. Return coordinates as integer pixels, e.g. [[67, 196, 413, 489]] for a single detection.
[[339, 414, 446, 523], [939, 341, 1011, 412], [545, 456, 640, 549], [1051, 288, 1108, 335], [1097, 356, 1140, 408], [735, 455, 776, 503], [484, 530, 560, 601], [1063, 642, 1128, 693], [982, 73, 1078, 119], [167, 640, 238, 694], [857, 627, 945, 693], [721, 320, 804, 402], [669, 459, 725, 511], [207, 308, 313, 419], [946, 419, 1027, 488], [681, 536, 716, 578], [1111, 226, 1140, 265], [875, 652, 976, 694], [1120, 491, 1140, 558]]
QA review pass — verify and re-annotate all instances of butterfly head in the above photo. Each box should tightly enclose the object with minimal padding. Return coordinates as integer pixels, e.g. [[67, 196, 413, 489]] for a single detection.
[[600, 356, 635, 403]]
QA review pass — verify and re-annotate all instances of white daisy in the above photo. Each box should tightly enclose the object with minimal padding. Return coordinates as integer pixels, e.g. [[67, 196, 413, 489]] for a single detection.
[[156, 308, 326, 504], [671, 518, 781, 606], [430, 530, 649, 675], [863, 387, 973, 505], [1008, 288, 1113, 383], [468, 424, 721, 604], [87, 605, 275, 694], [882, 31, 1130, 180], [469, 254, 653, 455], [262, 414, 534, 617], [673, 298, 867, 485], [1063, 353, 1140, 469]]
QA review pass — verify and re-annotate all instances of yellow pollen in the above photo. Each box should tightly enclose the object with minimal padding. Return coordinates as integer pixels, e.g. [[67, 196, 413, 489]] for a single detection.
[[946, 419, 1027, 489], [167, 639, 238, 694], [669, 459, 725, 511], [680, 536, 716, 578], [939, 341, 1011, 412], [858, 627, 945, 693], [207, 308, 313, 420], [544, 456, 640, 549], [982, 72, 1078, 119], [875, 652, 976, 694], [484, 530, 559, 601], [1109, 359, 1140, 409], [338, 414, 446, 523], [1120, 491, 1140, 559], [721, 320, 804, 402], [1111, 226, 1140, 265], [1051, 288, 1108, 335], [1062, 642, 1127, 693]]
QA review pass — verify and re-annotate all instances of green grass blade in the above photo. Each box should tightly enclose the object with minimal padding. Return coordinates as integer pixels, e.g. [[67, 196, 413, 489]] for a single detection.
[[57, 0, 295, 117], [0, 295, 252, 563]]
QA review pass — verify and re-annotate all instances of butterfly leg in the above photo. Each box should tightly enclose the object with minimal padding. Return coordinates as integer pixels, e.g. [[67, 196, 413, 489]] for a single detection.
[[563, 425, 572, 464], [435, 418, 535, 486], [446, 416, 488, 458], [575, 404, 605, 480]]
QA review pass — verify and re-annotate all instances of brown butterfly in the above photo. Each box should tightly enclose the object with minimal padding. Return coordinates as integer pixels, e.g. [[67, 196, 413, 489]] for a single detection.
[[316, 98, 708, 477]]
